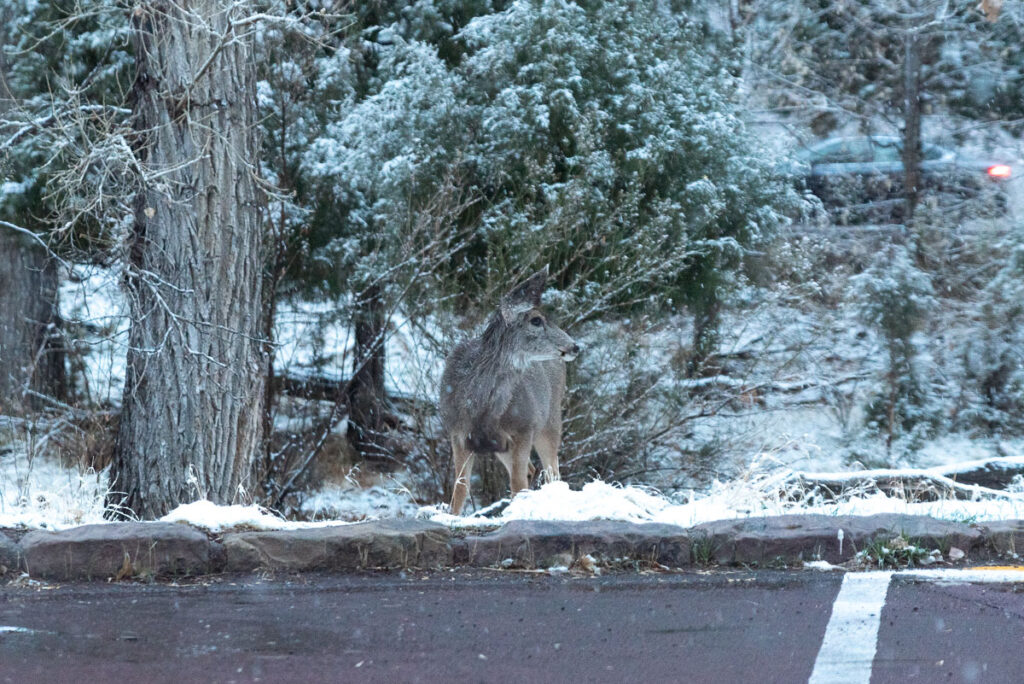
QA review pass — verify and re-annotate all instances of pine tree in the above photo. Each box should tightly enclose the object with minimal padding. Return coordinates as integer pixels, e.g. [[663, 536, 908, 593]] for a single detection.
[[453, 0, 798, 366], [0, 0, 130, 412], [851, 244, 938, 450]]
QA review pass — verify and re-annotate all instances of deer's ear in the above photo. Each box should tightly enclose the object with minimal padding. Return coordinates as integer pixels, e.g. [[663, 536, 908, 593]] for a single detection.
[[502, 266, 548, 313], [500, 299, 531, 323]]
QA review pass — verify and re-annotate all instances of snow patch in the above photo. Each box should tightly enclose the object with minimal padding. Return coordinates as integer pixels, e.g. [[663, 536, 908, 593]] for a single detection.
[[0, 449, 109, 530], [804, 560, 843, 571], [503, 481, 671, 523], [160, 500, 338, 533], [59, 265, 129, 406], [422, 476, 1024, 529]]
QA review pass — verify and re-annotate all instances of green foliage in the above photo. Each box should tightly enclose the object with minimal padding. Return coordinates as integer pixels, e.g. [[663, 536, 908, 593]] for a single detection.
[[454, 0, 800, 319], [259, 0, 505, 300], [0, 0, 132, 254], [955, 232, 1024, 434], [856, 531, 936, 569], [941, 6, 1024, 126], [852, 244, 940, 446], [691, 532, 718, 566], [853, 245, 936, 348], [258, 0, 805, 490], [296, 0, 800, 320], [746, 0, 1021, 132]]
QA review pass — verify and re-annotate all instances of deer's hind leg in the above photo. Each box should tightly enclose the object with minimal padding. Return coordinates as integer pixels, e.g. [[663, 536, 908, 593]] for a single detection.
[[450, 437, 475, 516]]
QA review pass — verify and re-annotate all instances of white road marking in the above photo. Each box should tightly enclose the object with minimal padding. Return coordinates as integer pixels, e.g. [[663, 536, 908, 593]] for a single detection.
[[808, 567, 1024, 684], [0, 625, 44, 634], [900, 568, 1024, 583], [808, 571, 893, 684]]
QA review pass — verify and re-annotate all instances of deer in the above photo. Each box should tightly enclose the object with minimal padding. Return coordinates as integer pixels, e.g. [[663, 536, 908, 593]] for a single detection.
[[439, 266, 580, 515]]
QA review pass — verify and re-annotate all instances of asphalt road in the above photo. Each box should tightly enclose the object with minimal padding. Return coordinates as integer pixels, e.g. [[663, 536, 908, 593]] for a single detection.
[[1, 569, 1022, 683]]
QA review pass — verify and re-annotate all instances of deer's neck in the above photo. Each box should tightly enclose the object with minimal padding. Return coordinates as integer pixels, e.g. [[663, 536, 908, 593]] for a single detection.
[[470, 315, 529, 414]]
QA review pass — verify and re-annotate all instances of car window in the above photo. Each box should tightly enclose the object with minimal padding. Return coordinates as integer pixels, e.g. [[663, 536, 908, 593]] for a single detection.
[[871, 139, 901, 162], [806, 138, 949, 164], [811, 140, 873, 164]]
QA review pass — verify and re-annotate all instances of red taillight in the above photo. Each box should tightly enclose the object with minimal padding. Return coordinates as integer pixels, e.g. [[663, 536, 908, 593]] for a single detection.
[[987, 164, 1012, 178]]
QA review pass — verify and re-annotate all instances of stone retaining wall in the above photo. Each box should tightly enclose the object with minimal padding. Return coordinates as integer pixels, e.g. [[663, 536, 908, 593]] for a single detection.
[[3, 514, 1023, 581]]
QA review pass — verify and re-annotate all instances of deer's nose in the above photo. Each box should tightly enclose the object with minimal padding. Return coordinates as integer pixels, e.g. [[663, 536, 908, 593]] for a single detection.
[[561, 343, 582, 359]]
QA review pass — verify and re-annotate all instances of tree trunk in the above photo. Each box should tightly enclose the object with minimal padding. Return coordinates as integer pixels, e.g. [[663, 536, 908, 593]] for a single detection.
[[688, 289, 721, 378], [257, 253, 279, 494], [901, 30, 923, 224], [346, 282, 390, 460], [0, 22, 65, 414], [110, 0, 265, 519], [0, 231, 65, 413]]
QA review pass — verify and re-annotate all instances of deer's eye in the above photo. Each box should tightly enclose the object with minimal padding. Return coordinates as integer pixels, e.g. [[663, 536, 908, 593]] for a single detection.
[[530, 316, 544, 327]]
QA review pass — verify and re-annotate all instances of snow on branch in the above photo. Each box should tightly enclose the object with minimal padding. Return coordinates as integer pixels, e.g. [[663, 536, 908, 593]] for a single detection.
[[788, 457, 1024, 503]]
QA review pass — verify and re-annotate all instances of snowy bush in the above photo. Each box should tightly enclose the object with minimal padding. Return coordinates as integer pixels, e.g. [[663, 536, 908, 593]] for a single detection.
[[271, 0, 803, 504], [955, 232, 1024, 435], [850, 244, 939, 453]]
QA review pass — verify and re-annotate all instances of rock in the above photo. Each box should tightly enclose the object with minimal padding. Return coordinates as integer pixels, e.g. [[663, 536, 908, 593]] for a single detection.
[[862, 514, 983, 558], [689, 514, 983, 566], [454, 520, 690, 569], [6, 513, 1007, 579], [691, 515, 846, 566], [20, 522, 213, 581], [978, 519, 1024, 558], [222, 519, 451, 572], [0, 529, 19, 575]]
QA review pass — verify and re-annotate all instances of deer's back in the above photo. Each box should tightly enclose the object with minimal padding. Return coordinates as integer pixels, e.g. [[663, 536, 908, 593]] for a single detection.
[[439, 339, 565, 443]]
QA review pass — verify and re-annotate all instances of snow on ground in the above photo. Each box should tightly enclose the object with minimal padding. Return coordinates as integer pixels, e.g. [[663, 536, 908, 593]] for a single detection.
[[17, 249, 1024, 532], [159, 500, 337, 533], [421, 469, 1024, 530], [273, 299, 446, 398], [0, 449, 109, 530], [59, 264, 1021, 485], [298, 484, 421, 521], [59, 273, 449, 410], [4, 446, 1024, 531]]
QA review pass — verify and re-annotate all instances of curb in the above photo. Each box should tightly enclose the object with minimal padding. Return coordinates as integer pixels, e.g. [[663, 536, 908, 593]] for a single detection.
[[3, 514, 1024, 582]]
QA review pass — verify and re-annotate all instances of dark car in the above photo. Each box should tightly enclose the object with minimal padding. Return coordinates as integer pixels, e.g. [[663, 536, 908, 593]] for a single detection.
[[795, 136, 1013, 224]]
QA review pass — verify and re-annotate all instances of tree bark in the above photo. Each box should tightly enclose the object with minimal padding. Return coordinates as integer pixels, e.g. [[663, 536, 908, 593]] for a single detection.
[[0, 19, 64, 414], [0, 231, 65, 413], [110, 0, 265, 519], [901, 30, 923, 224], [346, 282, 390, 460], [688, 290, 721, 378]]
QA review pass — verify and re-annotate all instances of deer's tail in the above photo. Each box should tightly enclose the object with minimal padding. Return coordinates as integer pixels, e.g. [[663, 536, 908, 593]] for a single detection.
[[466, 428, 508, 455]]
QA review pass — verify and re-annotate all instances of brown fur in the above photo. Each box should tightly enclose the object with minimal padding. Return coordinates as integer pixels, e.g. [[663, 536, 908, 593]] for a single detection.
[[439, 267, 580, 514]]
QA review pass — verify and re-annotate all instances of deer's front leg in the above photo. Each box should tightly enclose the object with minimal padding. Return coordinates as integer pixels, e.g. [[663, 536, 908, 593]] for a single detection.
[[498, 435, 533, 499], [534, 427, 561, 485], [450, 437, 475, 516]]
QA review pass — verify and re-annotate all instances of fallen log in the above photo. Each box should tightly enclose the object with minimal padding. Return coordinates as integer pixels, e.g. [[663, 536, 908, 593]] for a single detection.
[[271, 370, 434, 415], [789, 457, 1024, 502], [938, 456, 1024, 491], [272, 371, 343, 403]]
